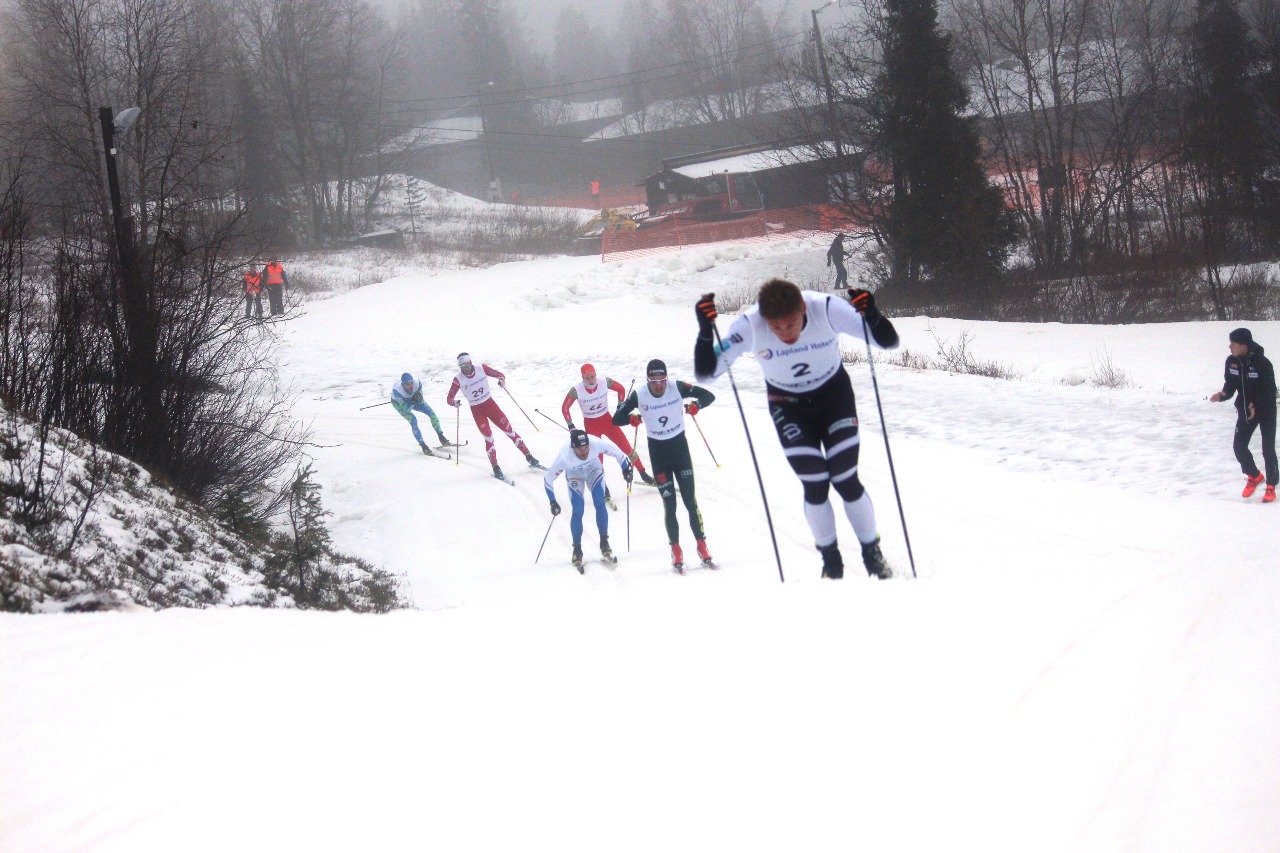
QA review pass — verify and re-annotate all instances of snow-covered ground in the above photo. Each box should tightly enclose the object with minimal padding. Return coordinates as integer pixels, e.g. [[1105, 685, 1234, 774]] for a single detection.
[[4, 237, 1279, 851]]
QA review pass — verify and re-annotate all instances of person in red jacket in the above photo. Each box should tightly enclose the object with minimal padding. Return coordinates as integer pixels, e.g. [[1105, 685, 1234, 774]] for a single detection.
[[560, 363, 654, 487], [243, 264, 263, 319], [446, 353, 542, 481], [263, 257, 288, 315]]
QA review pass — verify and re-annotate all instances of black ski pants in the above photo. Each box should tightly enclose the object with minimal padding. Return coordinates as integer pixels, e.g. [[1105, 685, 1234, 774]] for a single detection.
[[648, 435, 704, 544], [1234, 409, 1278, 486], [768, 369, 865, 505]]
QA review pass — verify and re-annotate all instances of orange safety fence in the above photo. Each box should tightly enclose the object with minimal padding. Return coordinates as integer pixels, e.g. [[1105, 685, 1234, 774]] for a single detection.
[[601, 204, 864, 262]]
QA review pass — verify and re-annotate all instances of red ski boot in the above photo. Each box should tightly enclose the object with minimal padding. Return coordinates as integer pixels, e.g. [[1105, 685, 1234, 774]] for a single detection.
[[695, 539, 717, 569], [671, 543, 685, 575], [1264, 485, 1276, 504]]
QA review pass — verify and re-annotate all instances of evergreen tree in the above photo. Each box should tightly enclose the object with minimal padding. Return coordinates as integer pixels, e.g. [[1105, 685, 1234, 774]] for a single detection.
[[1179, 0, 1267, 318], [285, 463, 331, 604], [1184, 0, 1264, 260], [865, 0, 1015, 291]]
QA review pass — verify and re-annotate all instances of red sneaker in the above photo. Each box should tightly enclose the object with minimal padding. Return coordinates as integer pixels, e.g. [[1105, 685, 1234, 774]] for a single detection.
[[696, 539, 713, 563], [1264, 485, 1276, 504], [1243, 472, 1265, 498]]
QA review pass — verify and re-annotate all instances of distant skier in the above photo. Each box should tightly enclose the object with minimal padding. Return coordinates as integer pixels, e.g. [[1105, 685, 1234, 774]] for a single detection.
[[612, 359, 716, 572], [1210, 327, 1277, 503], [561, 362, 655, 487], [544, 429, 633, 571], [446, 353, 542, 481], [694, 279, 899, 579], [390, 372, 452, 456], [826, 233, 849, 289]]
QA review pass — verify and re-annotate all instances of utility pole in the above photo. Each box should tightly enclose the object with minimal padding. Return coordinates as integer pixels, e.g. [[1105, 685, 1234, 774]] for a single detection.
[[814, 0, 844, 197]]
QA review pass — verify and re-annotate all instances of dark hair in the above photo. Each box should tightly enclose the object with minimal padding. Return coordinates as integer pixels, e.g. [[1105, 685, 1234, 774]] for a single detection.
[[758, 278, 804, 320]]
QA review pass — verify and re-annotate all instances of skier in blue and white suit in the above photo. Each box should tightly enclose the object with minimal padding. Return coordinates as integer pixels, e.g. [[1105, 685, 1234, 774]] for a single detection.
[[390, 372, 450, 455], [544, 429, 632, 568], [693, 278, 899, 580]]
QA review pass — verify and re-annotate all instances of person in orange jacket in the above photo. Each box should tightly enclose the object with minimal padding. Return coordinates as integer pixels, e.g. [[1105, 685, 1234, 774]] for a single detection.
[[263, 257, 288, 315], [243, 264, 263, 319]]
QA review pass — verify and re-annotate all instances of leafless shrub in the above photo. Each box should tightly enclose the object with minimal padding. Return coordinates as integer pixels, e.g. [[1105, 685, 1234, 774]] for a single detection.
[[714, 283, 758, 314], [1090, 347, 1132, 389], [928, 328, 1020, 380], [888, 348, 932, 371]]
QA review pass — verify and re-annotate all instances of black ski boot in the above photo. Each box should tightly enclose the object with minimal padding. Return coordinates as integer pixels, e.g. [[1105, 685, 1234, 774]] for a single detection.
[[818, 541, 843, 579], [600, 535, 614, 562], [492, 464, 505, 481], [639, 471, 656, 486], [419, 441, 435, 457], [436, 431, 453, 447], [572, 543, 584, 573], [526, 453, 543, 469], [861, 537, 892, 580]]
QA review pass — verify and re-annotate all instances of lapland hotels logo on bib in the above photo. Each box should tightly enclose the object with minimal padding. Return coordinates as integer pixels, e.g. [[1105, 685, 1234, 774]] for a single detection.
[[759, 339, 836, 361]]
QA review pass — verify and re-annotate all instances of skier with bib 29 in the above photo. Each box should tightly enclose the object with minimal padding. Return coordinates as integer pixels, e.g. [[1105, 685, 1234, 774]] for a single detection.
[[693, 279, 899, 579], [446, 353, 542, 481], [544, 429, 633, 571], [612, 359, 715, 572]]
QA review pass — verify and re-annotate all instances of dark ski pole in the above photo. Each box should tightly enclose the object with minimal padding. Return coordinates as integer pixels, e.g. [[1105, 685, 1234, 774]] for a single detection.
[[689, 412, 720, 468], [535, 515, 557, 563], [862, 317, 917, 579], [706, 307, 785, 583], [503, 385, 539, 430], [535, 409, 570, 431], [360, 401, 391, 411]]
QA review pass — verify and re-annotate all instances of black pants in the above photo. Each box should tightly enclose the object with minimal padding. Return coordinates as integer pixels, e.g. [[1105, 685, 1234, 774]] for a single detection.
[[648, 435, 704, 544], [267, 284, 284, 315], [244, 292, 263, 319], [768, 369, 865, 504], [1234, 410, 1278, 486], [833, 262, 848, 289]]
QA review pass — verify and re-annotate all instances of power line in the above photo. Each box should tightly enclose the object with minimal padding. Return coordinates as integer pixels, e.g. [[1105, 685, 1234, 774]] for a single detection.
[[372, 28, 811, 112]]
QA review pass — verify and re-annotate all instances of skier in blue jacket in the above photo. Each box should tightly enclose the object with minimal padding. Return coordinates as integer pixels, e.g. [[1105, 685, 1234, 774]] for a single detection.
[[391, 372, 452, 456]]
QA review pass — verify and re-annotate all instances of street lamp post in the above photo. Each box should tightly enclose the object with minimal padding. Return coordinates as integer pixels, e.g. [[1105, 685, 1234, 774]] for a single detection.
[[478, 81, 500, 202], [811, 2, 846, 165]]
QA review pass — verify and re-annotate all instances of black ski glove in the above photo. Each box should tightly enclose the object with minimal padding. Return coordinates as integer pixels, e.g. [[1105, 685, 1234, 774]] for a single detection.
[[622, 463, 633, 484], [696, 293, 717, 337], [550, 500, 561, 517], [847, 288, 882, 321]]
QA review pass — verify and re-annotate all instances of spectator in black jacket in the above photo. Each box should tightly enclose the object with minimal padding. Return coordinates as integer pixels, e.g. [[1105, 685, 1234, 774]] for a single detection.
[[1210, 327, 1277, 502]]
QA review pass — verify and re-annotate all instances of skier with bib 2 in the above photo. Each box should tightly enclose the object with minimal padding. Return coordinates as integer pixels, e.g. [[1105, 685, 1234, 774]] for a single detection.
[[694, 279, 899, 579]]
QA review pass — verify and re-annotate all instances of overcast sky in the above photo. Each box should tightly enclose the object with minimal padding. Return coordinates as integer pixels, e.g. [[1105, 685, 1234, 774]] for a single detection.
[[379, 0, 812, 50]]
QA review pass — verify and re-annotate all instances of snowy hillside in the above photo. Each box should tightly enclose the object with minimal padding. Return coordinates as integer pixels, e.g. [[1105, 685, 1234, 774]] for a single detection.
[[4, 236, 1280, 851]]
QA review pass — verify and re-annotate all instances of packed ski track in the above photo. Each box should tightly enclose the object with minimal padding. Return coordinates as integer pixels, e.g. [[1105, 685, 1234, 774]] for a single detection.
[[4, 237, 1279, 851]]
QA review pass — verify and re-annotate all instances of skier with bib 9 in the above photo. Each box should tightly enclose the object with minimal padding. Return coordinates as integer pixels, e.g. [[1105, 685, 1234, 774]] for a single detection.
[[446, 353, 542, 481], [544, 429, 633, 571], [612, 359, 715, 572], [693, 279, 899, 579], [391, 372, 452, 456], [561, 362, 655, 487]]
